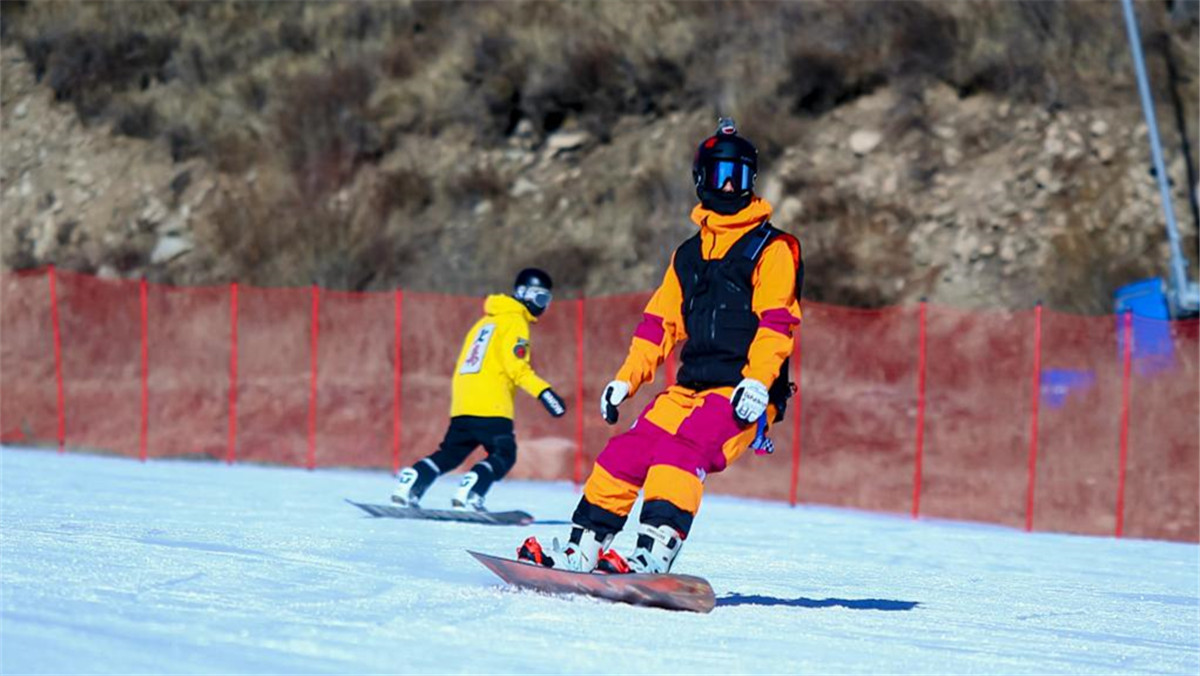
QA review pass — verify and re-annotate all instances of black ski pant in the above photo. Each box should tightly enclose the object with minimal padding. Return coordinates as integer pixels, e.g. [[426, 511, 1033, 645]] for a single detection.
[[411, 416, 517, 497]]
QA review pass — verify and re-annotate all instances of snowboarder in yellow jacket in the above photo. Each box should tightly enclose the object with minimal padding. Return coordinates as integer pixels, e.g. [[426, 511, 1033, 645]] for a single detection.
[[519, 119, 802, 574], [392, 269, 567, 511]]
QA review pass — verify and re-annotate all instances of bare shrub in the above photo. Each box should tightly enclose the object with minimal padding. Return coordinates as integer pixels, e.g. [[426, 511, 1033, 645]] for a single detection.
[[206, 179, 383, 290], [236, 76, 269, 112], [382, 40, 418, 79], [800, 199, 915, 308], [26, 29, 175, 121], [373, 166, 434, 216], [522, 37, 687, 142], [518, 244, 600, 290], [449, 166, 507, 206], [277, 18, 314, 54], [275, 61, 382, 195], [460, 28, 526, 140], [113, 100, 159, 139], [166, 125, 202, 163], [209, 129, 261, 175], [884, 1, 959, 84]]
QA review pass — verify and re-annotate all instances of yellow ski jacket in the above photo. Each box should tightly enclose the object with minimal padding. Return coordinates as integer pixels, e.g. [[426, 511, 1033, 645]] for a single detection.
[[451, 294, 552, 419]]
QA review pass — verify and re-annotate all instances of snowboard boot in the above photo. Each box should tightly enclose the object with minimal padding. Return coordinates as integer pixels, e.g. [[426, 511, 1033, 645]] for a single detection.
[[622, 523, 685, 574], [451, 472, 486, 512], [391, 460, 439, 508], [517, 526, 613, 573]]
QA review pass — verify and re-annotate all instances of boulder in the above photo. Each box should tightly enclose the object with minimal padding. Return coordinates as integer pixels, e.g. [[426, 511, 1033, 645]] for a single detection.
[[849, 129, 883, 155], [546, 130, 591, 155], [510, 177, 538, 198], [151, 235, 193, 264]]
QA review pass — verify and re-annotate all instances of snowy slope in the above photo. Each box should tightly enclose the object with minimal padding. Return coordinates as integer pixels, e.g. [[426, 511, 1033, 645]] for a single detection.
[[1, 447, 1197, 675]]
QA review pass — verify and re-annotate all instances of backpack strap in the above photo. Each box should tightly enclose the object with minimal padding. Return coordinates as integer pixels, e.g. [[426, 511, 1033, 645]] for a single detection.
[[740, 219, 777, 262]]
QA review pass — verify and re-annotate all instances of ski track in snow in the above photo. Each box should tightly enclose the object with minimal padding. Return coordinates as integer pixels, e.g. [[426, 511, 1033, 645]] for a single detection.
[[1, 447, 1197, 675]]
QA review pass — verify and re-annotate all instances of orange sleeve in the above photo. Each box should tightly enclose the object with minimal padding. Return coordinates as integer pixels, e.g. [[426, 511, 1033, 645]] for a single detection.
[[744, 237, 802, 386], [615, 253, 687, 396]]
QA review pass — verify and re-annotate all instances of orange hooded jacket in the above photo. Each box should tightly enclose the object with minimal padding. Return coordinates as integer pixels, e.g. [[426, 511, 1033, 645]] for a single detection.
[[614, 197, 801, 396]]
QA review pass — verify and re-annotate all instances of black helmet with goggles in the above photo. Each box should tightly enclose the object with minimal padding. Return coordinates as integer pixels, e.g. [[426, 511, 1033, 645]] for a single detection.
[[513, 268, 553, 317], [692, 117, 758, 215]]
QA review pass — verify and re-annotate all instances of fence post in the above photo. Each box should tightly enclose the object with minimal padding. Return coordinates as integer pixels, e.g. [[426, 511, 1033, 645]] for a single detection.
[[1115, 310, 1134, 537], [49, 265, 65, 454], [308, 284, 319, 471], [574, 297, 585, 489], [1025, 303, 1043, 532], [139, 277, 149, 462], [789, 322, 802, 507], [912, 300, 928, 519], [227, 282, 238, 465], [392, 289, 403, 475], [665, 350, 677, 387]]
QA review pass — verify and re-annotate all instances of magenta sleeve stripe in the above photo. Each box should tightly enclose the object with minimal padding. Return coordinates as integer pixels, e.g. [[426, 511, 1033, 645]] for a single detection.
[[759, 308, 800, 336], [633, 313, 666, 345]]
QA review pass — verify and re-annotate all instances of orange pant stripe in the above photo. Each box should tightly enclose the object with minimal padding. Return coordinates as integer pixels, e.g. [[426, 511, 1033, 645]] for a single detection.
[[721, 420, 764, 467], [643, 464, 704, 515], [582, 463, 641, 517]]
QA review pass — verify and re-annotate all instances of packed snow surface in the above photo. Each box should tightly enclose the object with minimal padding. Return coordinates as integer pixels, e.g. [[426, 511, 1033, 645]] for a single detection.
[[2, 447, 1197, 675]]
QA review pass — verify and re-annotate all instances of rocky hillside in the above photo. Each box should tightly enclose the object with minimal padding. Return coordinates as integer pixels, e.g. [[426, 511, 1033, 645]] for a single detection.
[[2, 1, 1197, 313]]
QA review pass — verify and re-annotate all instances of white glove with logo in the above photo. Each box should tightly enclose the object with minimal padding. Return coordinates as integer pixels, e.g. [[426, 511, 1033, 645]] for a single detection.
[[600, 380, 631, 425], [730, 378, 769, 426]]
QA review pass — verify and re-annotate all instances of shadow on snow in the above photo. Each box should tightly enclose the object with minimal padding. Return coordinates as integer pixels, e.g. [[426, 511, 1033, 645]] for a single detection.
[[717, 593, 919, 611]]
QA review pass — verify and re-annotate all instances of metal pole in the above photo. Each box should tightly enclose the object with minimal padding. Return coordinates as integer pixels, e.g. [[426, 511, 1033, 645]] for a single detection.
[[1120, 0, 1199, 314]]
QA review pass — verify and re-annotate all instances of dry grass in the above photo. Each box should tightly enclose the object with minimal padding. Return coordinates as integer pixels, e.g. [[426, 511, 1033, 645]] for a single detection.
[[4, 0, 1194, 304], [11, 0, 1137, 182]]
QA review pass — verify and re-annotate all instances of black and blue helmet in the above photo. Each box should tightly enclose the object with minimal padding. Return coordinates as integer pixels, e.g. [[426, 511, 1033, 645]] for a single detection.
[[692, 117, 758, 215]]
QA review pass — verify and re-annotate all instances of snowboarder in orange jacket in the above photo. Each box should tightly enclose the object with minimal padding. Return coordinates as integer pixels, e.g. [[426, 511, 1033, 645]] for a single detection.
[[520, 118, 802, 574]]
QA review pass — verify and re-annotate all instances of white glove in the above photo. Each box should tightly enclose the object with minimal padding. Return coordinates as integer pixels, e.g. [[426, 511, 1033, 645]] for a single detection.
[[600, 380, 630, 425], [730, 378, 769, 426]]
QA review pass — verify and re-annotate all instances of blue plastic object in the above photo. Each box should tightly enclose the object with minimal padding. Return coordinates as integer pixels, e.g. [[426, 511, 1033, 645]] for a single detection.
[[1114, 278, 1174, 375], [1040, 369, 1096, 409]]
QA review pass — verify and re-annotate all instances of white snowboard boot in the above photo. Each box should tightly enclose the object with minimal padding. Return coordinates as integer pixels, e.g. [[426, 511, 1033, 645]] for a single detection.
[[451, 471, 486, 511], [553, 527, 613, 572], [518, 527, 612, 572], [391, 467, 421, 508], [625, 523, 684, 574]]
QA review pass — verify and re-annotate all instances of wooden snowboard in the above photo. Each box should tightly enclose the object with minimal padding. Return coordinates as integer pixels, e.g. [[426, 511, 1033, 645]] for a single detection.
[[470, 550, 716, 613]]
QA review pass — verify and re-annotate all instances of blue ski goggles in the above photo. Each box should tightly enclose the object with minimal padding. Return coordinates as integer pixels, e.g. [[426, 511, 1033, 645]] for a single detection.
[[515, 285, 552, 310], [699, 159, 754, 192]]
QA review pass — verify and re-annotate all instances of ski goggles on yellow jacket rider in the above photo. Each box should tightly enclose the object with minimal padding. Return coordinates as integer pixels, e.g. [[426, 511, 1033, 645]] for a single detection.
[[515, 283, 552, 312]]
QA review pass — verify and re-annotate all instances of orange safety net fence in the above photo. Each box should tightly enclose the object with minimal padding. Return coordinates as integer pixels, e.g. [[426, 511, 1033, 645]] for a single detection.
[[2, 268, 1196, 541]]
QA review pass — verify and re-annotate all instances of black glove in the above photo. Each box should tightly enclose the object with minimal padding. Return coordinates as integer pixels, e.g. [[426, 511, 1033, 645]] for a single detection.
[[539, 388, 567, 418]]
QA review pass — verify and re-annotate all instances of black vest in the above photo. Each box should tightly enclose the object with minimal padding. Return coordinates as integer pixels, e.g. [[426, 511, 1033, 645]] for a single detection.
[[673, 221, 801, 420]]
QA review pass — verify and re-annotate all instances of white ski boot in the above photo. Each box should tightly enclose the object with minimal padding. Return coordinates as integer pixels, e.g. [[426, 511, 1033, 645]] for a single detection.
[[518, 527, 612, 572], [451, 471, 486, 511], [391, 467, 422, 508], [625, 523, 684, 574]]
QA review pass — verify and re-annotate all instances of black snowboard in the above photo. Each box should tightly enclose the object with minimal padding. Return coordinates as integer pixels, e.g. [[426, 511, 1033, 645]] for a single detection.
[[346, 500, 534, 525]]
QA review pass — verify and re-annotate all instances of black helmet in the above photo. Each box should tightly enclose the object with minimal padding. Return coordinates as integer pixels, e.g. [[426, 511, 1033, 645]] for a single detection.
[[692, 117, 758, 215], [513, 268, 553, 316]]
